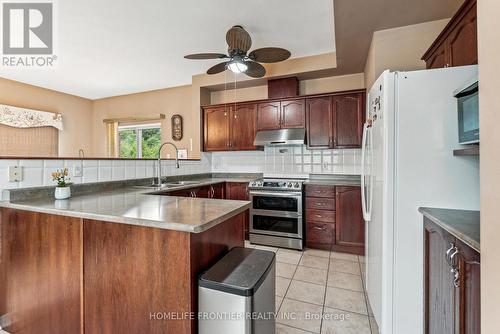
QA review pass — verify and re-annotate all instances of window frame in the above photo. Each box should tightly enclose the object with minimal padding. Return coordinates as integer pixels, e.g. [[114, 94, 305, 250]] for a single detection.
[[117, 123, 161, 159]]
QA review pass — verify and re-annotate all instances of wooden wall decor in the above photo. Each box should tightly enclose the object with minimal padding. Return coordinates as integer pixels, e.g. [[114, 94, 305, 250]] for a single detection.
[[171, 114, 183, 141]]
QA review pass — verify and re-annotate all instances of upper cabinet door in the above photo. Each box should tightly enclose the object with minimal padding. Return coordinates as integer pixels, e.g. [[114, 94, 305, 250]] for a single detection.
[[332, 92, 365, 148], [280, 99, 305, 129], [447, 3, 477, 67], [203, 106, 230, 151], [422, 0, 477, 69], [257, 102, 281, 130], [335, 186, 365, 249], [426, 43, 448, 69], [306, 96, 333, 149], [230, 103, 257, 150]]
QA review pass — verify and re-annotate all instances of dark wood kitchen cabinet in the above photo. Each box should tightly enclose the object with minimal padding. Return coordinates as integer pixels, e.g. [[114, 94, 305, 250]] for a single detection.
[[230, 103, 258, 150], [203, 104, 257, 152], [306, 96, 333, 148], [305, 184, 364, 255], [203, 106, 230, 151], [334, 186, 364, 254], [257, 100, 305, 130], [422, 0, 477, 69], [165, 183, 225, 199], [203, 89, 365, 152], [281, 99, 306, 128], [332, 93, 365, 148], [225, 182, 250, 239], [306, 90, 365, 149], [257, 101, 281, 130], [423, 217, 480, 334]]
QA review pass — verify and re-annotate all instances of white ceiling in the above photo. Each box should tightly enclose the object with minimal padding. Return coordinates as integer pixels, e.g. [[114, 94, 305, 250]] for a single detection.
[[0, 0, 335, 99]]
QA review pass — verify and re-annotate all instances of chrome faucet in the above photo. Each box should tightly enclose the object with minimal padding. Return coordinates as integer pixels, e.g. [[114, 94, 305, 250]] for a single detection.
[[155, 142, 180, 186]]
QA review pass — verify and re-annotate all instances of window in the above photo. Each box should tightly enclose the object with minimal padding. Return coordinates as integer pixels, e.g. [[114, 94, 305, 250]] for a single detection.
[[118, 124, 161, 158]]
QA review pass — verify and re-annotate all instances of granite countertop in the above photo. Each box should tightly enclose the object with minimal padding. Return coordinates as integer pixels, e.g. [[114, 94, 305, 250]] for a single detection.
[[0, 177, 256, 233], [304, 174, 361, 186], [419, 207, 480, 252]]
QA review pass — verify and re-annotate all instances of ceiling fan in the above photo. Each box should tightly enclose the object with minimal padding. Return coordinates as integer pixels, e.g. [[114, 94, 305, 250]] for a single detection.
[[184, 25, 291, 78]]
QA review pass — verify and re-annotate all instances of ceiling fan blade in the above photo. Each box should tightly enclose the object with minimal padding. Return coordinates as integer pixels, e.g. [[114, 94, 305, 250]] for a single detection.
[[207, 62, 228, 75], [226, 25, 252, 53], [248, 47, 291, 63], [245, 61, 266, 78], [184, 53, 228, 60]]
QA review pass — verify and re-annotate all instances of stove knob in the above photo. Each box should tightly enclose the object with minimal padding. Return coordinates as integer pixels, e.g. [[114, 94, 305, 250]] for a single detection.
[[286, 182, 292, 188], [294, 183, 300, 188]]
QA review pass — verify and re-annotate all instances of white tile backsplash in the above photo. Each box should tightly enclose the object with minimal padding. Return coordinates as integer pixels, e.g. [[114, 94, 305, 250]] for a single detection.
[[211, 146, 361, 177], [0, 153, 213, 200], [0, 148, 356, 200]]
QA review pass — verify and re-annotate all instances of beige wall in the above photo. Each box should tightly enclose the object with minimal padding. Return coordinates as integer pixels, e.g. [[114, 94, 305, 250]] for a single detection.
[[92, 85, 195, 159], [210, 73, 365, 105], [478, 0, 500, 332], [0, 77, 94, 157], [299, 73, 365, 95], [364, 19, 449, 88]]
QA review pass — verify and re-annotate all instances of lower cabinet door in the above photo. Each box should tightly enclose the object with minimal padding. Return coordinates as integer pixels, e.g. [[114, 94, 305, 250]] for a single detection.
[[335, 186, 364, 249], [225, 182, 249, 238], [306, 221, 334, 250], [424, 219, 458, 334], [456, 239, 480, 334]]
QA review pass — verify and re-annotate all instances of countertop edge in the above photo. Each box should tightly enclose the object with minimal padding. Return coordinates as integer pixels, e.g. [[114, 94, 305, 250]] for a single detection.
[[419, 207, 480, 253], [0, 199, 251, 234]]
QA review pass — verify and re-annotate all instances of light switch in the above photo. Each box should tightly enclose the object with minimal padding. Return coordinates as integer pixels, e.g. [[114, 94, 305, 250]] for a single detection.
[[8, 166, 23, 182]]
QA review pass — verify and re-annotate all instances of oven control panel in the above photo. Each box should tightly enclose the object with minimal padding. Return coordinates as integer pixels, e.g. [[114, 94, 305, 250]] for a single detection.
[[249, 179, 303, 191]]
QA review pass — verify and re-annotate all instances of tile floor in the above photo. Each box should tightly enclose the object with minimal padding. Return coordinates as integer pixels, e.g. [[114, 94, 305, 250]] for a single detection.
[[0, 244, 379, 334], [245, 241, 379, 334]]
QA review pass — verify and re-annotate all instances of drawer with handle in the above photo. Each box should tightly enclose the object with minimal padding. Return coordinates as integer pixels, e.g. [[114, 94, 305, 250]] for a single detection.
[[306, 209, 335, 224], [306, 222, 334, 245], [305, 185, 335, 198], [306, 197, 335, 211]]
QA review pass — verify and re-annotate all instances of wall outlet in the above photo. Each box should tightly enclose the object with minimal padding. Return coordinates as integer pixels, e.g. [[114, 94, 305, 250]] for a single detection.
[[74, 165, 83, 177], [8, 166, 23, 182], [177, 149, 188, 159]]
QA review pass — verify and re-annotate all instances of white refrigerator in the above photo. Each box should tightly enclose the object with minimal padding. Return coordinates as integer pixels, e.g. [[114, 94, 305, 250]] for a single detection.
[[361, 66, 480, 334]]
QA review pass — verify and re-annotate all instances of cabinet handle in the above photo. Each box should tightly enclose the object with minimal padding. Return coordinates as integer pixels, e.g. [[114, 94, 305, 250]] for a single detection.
[[451, 267, 460, 288], [445, 242, 460, 288], [314, 202, 325, 206], [315, 214, 323, 218], [445, 243, 455, 266], [313, 226, 327, 231]]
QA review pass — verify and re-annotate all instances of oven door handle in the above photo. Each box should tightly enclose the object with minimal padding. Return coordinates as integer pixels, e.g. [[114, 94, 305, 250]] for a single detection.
[[249, 191, 302, 198]]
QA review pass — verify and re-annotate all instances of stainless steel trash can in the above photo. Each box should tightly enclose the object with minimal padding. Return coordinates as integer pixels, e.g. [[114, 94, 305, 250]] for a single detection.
[[198, 247, 276, 334]]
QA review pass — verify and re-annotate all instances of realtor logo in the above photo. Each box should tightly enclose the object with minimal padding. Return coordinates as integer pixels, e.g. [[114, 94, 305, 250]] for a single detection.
[[3, 2, 53, 54], [2, 1, 56, 67]]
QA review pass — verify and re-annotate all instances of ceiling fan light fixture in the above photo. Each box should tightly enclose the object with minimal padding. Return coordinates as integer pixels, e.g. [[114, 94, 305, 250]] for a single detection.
[[228, 59, 248, 74]]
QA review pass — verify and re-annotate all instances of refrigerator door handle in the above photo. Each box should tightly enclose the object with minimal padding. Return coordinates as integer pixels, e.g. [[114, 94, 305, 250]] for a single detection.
[[361, 123, 370, 221], [366, 126, 374, 221]]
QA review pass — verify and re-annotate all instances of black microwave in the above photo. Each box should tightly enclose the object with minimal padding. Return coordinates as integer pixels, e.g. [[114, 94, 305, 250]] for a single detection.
[[454, 79, 479, 144]]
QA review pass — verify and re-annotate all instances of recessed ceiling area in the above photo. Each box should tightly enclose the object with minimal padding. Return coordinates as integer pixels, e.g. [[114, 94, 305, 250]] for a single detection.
[[0, 0, 335, 99], [332, 0, 463, 75]]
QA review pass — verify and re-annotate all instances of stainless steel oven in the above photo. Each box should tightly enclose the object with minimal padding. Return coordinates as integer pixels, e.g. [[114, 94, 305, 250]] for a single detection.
[[248, 179, 304, 250]]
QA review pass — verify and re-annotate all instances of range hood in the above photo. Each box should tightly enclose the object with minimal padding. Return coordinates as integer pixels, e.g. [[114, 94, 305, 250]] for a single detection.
[[253, 128, 306, 147]]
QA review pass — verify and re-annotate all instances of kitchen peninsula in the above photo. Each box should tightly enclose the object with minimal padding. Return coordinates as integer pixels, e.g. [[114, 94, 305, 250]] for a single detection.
[[0, 179, 251, 334]]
